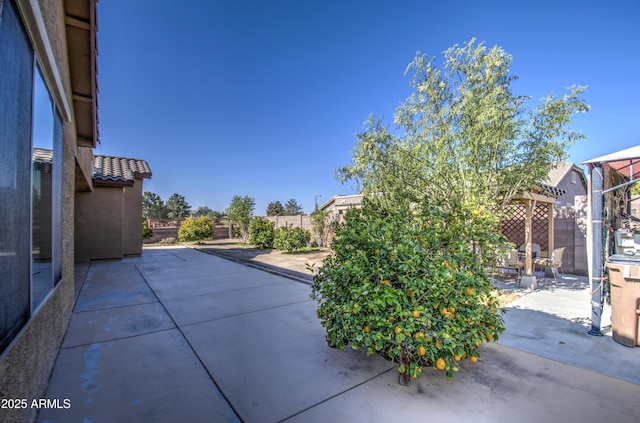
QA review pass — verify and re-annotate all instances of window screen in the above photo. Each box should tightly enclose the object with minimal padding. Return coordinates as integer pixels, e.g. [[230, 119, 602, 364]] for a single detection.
[[0, 0, 34, 353]]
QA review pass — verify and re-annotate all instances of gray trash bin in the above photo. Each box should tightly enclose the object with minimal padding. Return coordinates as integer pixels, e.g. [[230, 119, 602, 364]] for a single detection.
[[606, 256, 640, 347]]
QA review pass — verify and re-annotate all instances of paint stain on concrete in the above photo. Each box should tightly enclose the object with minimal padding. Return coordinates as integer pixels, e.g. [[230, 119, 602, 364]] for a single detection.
[[81, 343, 103, 394]]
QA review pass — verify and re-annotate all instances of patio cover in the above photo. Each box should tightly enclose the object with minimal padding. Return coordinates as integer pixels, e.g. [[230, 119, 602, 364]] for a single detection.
[[582, 145, 640, 336]]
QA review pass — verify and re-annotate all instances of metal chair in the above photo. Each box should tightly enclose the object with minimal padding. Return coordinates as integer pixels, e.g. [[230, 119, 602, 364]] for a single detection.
[[534, 247, 565, 285]]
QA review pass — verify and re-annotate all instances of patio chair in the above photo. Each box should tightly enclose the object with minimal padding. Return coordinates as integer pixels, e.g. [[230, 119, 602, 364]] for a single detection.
[[518, 243, 541, 259], [498, 248, 524, 285], [534, 247, 565, 285]]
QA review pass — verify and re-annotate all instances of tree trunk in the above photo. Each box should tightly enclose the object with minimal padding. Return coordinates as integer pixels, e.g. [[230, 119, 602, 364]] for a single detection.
[[398, 347, 411, 386]]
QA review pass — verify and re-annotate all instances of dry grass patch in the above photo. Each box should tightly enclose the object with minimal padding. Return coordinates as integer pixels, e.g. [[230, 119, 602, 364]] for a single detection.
[[492, 289, 523, 307]]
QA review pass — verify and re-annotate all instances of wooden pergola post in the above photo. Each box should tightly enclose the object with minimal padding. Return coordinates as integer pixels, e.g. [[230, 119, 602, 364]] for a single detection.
[[547, 202, 555, 257], [524, 199, 535, 277]]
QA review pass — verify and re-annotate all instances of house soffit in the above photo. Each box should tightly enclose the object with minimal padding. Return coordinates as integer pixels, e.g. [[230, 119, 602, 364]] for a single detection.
[[64, 0, 99, 148]]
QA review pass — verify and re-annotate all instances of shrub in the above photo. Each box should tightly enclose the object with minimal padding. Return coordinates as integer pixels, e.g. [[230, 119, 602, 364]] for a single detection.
[[178, 216, 213, 243], [273, 225, 311, 253], [142, 220, 153, 240], [159, 237, 178, 245], [249, 217, 275, 249], [310, 199, 506, 383]]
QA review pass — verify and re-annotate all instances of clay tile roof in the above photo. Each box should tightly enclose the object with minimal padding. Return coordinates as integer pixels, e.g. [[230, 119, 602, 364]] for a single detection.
[[93, 155, 152, 187], [32, 148, 53, 172]]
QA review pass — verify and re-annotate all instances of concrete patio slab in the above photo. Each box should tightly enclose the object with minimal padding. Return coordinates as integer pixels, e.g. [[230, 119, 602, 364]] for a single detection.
[[498, 276, 640, 385], [74, 262, 157, 312], [38, 246, 640, 422], [141, 271, 291, 302], [286, 342, 640, 423], [163, 282, 312, 326], [38, 330, 239, 423], [181, 301, 395, 423], [62, 302, 175, 348]]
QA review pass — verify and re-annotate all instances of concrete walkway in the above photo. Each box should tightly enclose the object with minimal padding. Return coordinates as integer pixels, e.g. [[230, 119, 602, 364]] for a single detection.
[[38, 246, 640, 422]]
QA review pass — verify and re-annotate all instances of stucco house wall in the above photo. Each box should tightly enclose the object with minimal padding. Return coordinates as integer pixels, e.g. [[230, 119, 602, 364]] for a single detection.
[[75, 187, 125, 262], [549, 164, 589, 275], [0, 1, 96, 422], [123, 184, 145, 256]]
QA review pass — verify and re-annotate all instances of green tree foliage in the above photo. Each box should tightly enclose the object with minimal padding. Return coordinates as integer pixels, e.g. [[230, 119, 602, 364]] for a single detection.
[[178, 216, 213, 243], [142, 191, 167, 219], [206, 210, 223, 223], [315, 39, 589, 383], [284, 198, 304, 215], [165, 193, 191, 220], [142, 219, 153, 240], [337, 39, 589, 213], [193, 206, 213, 217], [226, 195, 255, 243], [249, 217, 275, 249], [311, 199, 505, 382], [273, 225, 311, 253], [310, 209, 331, 247], [266, 201, 286, 216]]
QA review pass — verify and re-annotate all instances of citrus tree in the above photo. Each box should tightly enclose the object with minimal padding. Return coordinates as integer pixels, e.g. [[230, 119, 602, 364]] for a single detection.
[[274, 225, 311, 253], [311, 199, 505, 383], [313, 39, 589, 384], [249, 217, 275, 249]]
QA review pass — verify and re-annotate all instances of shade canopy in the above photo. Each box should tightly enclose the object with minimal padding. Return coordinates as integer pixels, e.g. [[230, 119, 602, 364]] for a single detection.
[[583, 144, 640, 336], [582, 145, 640, 180]]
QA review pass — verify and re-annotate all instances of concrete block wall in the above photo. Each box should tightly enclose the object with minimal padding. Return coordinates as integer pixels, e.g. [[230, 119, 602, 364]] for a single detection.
[[265, 215, 312, 232]]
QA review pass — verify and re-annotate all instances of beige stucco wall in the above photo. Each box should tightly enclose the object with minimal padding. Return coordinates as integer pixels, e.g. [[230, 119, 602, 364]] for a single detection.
[[0, 1, 78, 422], [75, 187, 125, 262], [123, 181, 144, 256]]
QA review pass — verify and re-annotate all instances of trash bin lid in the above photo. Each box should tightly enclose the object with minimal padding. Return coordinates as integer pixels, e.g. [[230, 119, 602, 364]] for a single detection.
[[608, 254, 640, 265]]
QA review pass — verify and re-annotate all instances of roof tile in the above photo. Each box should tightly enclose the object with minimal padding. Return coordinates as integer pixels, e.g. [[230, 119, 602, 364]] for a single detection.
[[93, 155, 152, 186]]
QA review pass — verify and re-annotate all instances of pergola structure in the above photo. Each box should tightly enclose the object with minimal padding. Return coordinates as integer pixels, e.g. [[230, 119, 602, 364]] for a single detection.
[[582, 145, 640, 335], [508, 190, 559, 285]]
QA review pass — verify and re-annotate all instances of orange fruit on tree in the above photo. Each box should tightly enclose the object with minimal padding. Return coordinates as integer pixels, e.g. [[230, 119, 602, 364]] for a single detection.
[[394, 326, 402, 335], [364, 326, 371, 333], [412, 310, 420, 318], [415, 332, 425, 340], [470, 355, 478, 363], [466, 287, 475, 296], [440, 307, 448, 316], [436, 358, 446, 370], [454, 355, 461, 361], [418, 346, 426, 356]]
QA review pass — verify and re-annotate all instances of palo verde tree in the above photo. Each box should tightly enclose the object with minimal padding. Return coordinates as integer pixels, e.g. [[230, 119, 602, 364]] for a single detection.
[[312, 39, 589, 384], [165, 193, 191, 220], [226, 195, 255, 243]]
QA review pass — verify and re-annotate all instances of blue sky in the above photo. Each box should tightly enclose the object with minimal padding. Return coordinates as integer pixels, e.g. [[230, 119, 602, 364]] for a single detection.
[[95, 0, 640, 215]]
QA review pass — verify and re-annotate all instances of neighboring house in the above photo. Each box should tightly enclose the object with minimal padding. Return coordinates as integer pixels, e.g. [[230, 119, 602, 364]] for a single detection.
[[0, 2, 148, 421], [75, 155, 152, 262], [547, 163, 589, 275], [318, 194, 364, 222]]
